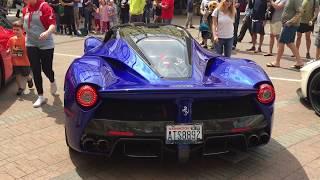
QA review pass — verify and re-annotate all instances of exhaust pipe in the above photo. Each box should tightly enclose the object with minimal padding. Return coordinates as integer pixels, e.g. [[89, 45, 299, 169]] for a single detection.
[[260, 133, 270, 144], [248, 135, 260, 146], [82, 138, 95, 151], [97, 139, 110, 152]]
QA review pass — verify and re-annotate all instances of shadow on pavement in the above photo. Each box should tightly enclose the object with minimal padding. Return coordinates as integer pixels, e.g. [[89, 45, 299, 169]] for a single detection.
[[0, 81, 36, 115], [67, 138, 308, 179], [40, 94, 65, 125], [0, 81, 17, 115]]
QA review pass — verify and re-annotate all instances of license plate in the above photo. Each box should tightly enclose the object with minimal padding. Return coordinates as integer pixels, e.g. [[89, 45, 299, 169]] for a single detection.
[[166, 124, 203, 144]]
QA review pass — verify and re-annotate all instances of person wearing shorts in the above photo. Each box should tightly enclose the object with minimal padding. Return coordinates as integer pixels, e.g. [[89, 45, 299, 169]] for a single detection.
[[267, 0, 304, 69], [247, 0, 267, 53], [6, 21, 34, 96], [296, 0, 319, 59], [264, 0, 287, 56]]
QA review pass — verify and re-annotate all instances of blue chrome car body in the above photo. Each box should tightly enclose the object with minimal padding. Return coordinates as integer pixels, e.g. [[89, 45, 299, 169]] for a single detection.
[[64, 24, 274, 159]]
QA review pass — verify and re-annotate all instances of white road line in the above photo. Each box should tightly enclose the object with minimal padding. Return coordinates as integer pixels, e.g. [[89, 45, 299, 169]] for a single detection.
[[54, 53, 81, 58], [53, 53, 302, 82], [270, 77, 301, 82]]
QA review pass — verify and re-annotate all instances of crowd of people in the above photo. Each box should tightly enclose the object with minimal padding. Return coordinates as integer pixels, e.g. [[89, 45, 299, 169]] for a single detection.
[[1, 0, 176, 108], [43, 0, 175, 35], [200, 0, 319, 70], [3, 0, 320, 108]]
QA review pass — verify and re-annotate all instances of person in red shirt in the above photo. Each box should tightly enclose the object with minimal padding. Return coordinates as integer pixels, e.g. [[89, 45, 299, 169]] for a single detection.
[[6, 21, 34, 96], [23, 0, 57, 108], [161, 0, 174, 24]]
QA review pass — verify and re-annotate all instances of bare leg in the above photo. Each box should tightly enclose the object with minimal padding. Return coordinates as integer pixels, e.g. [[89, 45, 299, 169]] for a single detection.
[[252, 33, 257, 48], [296, 32, 302, 51], [16, 75, 22, 89], [273, 43, 285, 66], [287, 43, 303, 65], [258, 34, 264, 50], [316, 48, 320, 60], [305, 31, 312, 54], [269, 34, 275, 54]]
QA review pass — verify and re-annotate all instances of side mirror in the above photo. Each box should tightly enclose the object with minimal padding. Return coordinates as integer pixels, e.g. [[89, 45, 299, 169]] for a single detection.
[[84, 37, 103, 53]]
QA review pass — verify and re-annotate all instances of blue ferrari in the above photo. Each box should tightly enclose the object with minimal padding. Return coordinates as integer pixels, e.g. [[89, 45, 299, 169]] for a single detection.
[[64, 24, 275, 162]]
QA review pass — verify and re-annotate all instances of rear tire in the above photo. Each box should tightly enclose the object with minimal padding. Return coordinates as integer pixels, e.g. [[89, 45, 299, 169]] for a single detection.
[[308, 71, 320, 116]]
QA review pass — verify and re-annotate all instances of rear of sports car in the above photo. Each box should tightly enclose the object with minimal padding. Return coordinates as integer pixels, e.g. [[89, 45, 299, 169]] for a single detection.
[[65, 24, 274, 161], [65, 84, 274, 160]]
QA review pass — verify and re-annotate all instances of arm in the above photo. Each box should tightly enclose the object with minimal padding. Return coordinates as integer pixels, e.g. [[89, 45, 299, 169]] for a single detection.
[[312, 1, 320, 23], [211, 10, 218, 41], [271, 1, 286, 10], [235, 0, 240, 8], [161, 1, 168, 9], [200, 2, 206, 15], [286, 4, 302, 26], [39, 4, 56, 40]]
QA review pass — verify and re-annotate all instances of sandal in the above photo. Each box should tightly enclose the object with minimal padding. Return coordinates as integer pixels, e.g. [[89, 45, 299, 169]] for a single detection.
[[291, 64, 303, 70], [264, 53, 273, 57], [246, 47, 256, 51], [266, 62, 280, 68]]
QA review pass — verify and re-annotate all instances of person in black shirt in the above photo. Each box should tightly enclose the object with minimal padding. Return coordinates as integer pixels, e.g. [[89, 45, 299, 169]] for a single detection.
[[61, 0, 78, 35], [47, 0, 61, 33], [120, 0, 129, 24], [143, 0, 152, 23], [247, 0, 267, 53], [153, 0, 162, 23]]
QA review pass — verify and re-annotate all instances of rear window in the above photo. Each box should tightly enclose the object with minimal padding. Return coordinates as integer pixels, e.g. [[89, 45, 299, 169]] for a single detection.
[[136, 37, 191, 79], [119, 25, 192, 79]]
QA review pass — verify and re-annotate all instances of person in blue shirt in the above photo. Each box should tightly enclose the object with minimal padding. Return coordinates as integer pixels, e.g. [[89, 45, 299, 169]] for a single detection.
[[185, 0, 195, 28], [247, 0, 267, 53]]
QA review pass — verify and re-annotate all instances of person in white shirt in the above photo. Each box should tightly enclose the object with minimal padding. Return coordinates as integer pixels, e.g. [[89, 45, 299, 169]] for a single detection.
[[264, 0, 287, 56], [212, 0, 236, 57]]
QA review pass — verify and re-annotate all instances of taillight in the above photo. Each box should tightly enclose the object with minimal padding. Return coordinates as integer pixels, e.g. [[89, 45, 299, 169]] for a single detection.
[[257, 84, 275, 104], [76, 85, 98, 108]]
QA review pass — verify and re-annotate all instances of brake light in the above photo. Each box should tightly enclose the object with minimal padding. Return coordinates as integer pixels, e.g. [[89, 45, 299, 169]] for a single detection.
[[76, 85, 98, 108], [257, 84, 275, 104]]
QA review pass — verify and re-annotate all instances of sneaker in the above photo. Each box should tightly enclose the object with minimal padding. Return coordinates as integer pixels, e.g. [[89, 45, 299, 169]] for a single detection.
[[27, 79, 33, 88], [50, 81, 57, 95], [16, 88, 24, 96], [306, 53, 311, 59], [33, 96, 47, 108]]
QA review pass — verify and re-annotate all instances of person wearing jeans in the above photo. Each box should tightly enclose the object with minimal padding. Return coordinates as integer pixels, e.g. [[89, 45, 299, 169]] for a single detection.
[[22, 0, 57, 108], [185, 0, 195, 28], [237, 3, 252, 42], [212, 0, 235, 57], [233, 0, 242, 49], [83, 0, 93, 33]]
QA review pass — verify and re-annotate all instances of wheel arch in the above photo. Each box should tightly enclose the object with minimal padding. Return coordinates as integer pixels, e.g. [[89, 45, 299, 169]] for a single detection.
[[307, 68, 320, 100]]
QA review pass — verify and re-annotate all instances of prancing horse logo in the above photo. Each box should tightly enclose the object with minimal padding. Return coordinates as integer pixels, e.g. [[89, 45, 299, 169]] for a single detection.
[[182, 106, 189, 116]]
